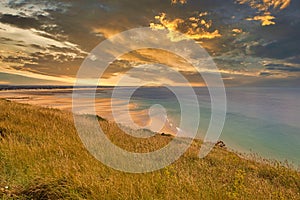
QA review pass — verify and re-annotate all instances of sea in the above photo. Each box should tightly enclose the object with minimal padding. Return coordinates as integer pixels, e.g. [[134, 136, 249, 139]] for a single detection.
[[1, 86, 299, 167]]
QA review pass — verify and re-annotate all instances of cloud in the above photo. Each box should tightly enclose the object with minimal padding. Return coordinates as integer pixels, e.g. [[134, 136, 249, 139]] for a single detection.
[[237, 0, 291, 11], [246, 13, 276, 26], [0, 0, 299, 86], [0, 72, 68, 85], [232, 28, 243, 34], [93, 48, 199, 84], [258, 71, 271, 76], [0, 21, 87, 81], [120, 49, 198, 74], [150, 12, 221, 41], [0, 0, 70, 18], [0, 14, 42, 29], [236, 0, 291, 26], [0, 23, 84, 52], [171, 0, 187, 5], [264, 63, 300, 74]]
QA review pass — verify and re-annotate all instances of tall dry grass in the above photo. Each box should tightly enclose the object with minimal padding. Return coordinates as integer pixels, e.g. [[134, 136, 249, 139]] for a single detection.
[[0, 99, 299, 199]]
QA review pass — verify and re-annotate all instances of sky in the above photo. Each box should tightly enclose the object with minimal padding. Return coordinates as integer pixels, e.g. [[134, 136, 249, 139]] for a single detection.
[[0, 0, 299, 86]]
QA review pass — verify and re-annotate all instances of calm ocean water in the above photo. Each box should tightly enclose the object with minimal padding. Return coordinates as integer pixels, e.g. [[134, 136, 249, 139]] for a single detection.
[[1, 87, 299, 166], [104, 87, 300, 166]]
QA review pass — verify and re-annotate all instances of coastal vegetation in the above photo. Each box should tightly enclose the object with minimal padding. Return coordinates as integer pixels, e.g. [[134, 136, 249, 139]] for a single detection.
[[0, 99, 299, 199]]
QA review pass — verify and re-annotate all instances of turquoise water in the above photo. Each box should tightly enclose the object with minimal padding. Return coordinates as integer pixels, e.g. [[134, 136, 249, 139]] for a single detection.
[[106, 87, 300, 166], [3, 87, 299, 166]]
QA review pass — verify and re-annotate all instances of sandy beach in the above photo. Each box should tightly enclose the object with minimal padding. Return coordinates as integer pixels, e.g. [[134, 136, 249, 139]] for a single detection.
[[0, 89, 177, 135]]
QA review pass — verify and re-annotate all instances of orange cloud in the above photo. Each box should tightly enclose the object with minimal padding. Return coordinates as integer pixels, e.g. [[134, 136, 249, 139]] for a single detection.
[[232, 28, 243, 34], [237, 0, 291, 26], [171, 0, 187, 4], [246, 13, 276, 26], [150, 13, 221, 41], [237, 0, 291, 11]]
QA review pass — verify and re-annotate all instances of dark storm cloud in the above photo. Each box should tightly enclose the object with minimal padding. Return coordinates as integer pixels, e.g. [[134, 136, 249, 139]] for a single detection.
[[0, 14, 42, 29], [259, 72, 273, 76], [251, 35, 300, 60], [265, 64, 300, 72], [235, 1, 300, 60]]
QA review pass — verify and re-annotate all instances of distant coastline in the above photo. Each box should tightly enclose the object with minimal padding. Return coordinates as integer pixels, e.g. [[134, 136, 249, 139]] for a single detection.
[[0, 85, 115, 91]]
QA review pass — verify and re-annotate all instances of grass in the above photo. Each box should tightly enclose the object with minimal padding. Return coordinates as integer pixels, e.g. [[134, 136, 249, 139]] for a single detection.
[[0, 99, 299, 199]]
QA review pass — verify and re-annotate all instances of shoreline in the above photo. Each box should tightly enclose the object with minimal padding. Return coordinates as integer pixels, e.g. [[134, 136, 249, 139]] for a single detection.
[[0, 89, 299, 170], [1, 95, 299, 171], [0, 88, 179, 136]]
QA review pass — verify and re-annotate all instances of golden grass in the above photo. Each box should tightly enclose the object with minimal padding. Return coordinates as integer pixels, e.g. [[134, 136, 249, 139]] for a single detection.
[[0, 99, 299, 199]]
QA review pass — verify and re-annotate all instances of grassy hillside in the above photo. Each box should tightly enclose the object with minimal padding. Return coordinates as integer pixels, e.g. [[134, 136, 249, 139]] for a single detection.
[[0, 99, 299, 199]]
